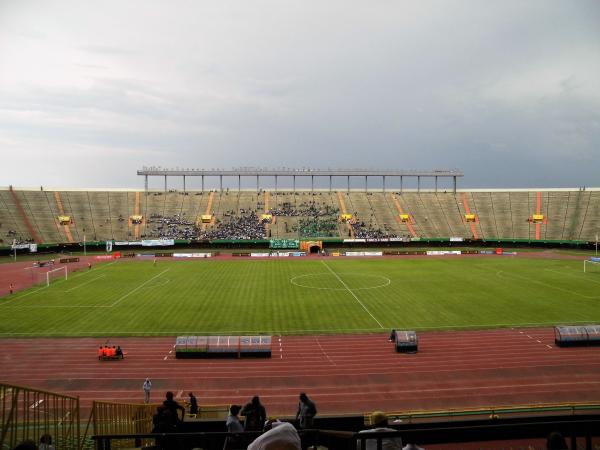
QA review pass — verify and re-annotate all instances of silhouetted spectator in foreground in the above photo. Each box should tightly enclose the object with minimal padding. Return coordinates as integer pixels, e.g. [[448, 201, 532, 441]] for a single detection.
[[39, 435, 55, 450], [295, 393, 317, 429], [547, 431, 568, 450], [224, 404, 245, 449], [11, 441, 37, 450], [152, 406, 178, 450], [163, 391, 185, 423], [188, 392, 198, 415], [247, 421, 301, 450], [403, 444, 425, 450], [241, 395, 267, 431], [357, 411, 402, 450]]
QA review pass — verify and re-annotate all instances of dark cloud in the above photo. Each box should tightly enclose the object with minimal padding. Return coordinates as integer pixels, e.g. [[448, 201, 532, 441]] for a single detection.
[[0, 0, 598, 188]]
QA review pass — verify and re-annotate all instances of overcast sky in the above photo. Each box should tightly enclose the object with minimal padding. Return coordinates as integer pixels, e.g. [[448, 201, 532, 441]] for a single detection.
[[1, 1, 599, 190]]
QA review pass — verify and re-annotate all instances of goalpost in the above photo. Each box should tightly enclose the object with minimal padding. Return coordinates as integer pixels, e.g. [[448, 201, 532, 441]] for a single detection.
[[584, 258, 600, 274], [45, 266, 68, 286]]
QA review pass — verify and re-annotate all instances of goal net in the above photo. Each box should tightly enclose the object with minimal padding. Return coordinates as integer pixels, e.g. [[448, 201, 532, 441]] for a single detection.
[[44, 266, 68, 286], [584, 259, 600, 274]]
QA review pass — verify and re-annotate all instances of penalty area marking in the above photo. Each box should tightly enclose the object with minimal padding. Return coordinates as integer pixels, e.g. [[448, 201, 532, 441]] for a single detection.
[[110, 269, 170, 307], [65, 275, 106, 292], [320, 260, 384, 329], [495, 270, 600, 299]]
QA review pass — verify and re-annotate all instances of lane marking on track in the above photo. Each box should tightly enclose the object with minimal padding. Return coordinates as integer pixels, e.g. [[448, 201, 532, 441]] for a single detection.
[[279, 335, 282, 359], [546, 345, 553, 349], [110, 269, 170, 307], [315, 336, 336, 366], [163, 356, 168, 360], [30, 399, 44, 409], [320, 260, 384, 329]]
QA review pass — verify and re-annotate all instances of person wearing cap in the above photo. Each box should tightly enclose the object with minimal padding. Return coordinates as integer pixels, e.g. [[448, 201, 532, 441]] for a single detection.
[[247, 421, 301, 450], [357, 411, 403, 450]]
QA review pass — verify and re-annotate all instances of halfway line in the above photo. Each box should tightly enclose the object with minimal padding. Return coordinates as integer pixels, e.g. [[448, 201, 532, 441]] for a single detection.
[[320, 260, 384, 328], [110, 268, 170, 307]]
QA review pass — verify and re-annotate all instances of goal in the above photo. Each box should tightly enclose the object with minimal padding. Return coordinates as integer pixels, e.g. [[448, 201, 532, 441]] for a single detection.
[[584, 259, 600, 274], [45, 266, 68, 286]]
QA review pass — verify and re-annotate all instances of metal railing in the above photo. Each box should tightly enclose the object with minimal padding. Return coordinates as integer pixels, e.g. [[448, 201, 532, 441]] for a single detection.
[[0, 383, 80, 450]]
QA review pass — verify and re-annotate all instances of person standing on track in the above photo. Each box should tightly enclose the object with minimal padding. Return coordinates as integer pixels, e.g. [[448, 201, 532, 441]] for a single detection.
[[9, 283, 14, 295], [143, 378, 152, 404]]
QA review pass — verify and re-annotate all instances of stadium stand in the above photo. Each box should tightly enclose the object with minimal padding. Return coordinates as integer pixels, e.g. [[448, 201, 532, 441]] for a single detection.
[[87, 191, 112, 241], [64, 191, 95, 242], [542, 191, 564, 240], [488, 192, 512, 239], [368, 193, 404, 237], [470, 192, 495, 239], [581, 191, 600, 240], [401, 193, 438, 237], [509, 192, 531, 240], [2, 188, 600, 243]]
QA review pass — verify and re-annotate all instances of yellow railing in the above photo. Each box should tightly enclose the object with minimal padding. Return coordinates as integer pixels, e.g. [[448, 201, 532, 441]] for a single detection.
[[0, 382, 80, 450], [90, 400, 230, 448], [368, 402, 600, 425]]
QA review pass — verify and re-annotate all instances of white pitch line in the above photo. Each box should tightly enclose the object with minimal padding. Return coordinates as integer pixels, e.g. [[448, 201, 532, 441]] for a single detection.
[[65, 274, 106, 292], [0, 286, 48, 306], [110, 269, 170, 307], [3, 320, 600, 336], [321, 260, 384, 328]]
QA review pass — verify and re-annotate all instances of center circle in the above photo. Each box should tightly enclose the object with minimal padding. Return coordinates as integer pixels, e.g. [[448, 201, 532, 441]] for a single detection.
[[290, 273, 391, 291]]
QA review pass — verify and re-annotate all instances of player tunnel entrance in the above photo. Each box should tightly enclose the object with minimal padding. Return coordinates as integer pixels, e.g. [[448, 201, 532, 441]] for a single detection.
[[300, 240, 323, 254]]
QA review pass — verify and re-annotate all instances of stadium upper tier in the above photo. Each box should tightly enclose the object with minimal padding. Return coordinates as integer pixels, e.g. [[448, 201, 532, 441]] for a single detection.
[[0, 188, 598, 244]]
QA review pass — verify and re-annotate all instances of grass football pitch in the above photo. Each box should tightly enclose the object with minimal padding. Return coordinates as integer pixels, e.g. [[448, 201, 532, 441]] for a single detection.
[[1, 257, 599, 337]]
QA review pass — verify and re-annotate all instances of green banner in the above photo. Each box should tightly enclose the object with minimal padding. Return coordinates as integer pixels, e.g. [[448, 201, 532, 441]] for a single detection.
[[269, 239, 300, 249]]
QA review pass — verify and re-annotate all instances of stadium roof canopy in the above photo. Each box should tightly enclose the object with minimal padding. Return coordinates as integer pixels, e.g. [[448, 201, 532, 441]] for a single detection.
[[137, 167, 464, 192]]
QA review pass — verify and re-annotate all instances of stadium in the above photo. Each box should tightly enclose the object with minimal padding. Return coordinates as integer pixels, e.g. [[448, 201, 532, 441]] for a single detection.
[[2, 2, 600, 449], [1, 170, 600, 449]]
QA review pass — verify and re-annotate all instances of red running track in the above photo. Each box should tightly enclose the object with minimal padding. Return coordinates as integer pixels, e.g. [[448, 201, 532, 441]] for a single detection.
[[2, 328, 600, 418]]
